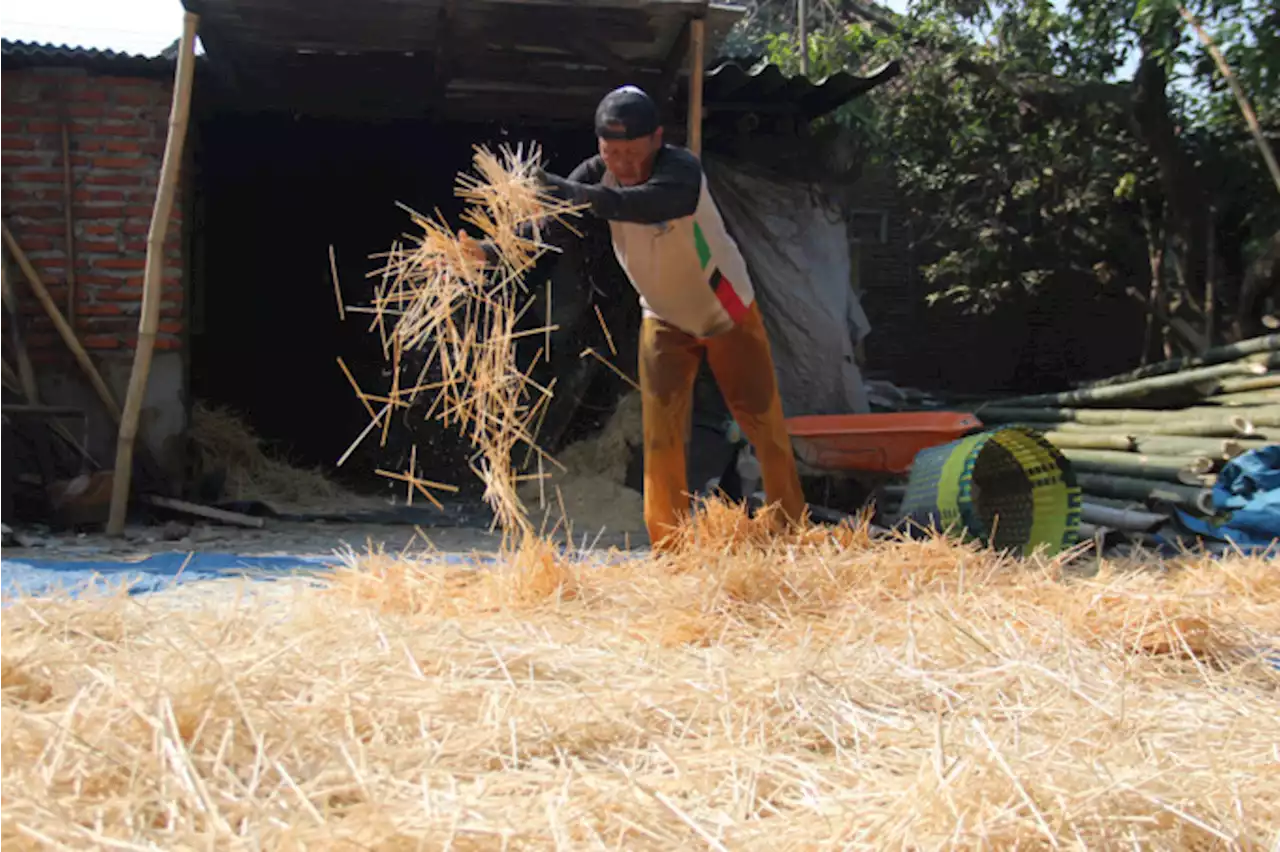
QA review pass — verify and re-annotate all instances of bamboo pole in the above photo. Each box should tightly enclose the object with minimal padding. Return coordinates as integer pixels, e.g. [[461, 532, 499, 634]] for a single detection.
[[106, 11, 198, 537], [1079, 502, 1169, 532], [1044, 418, 1252, 438], [688, 16, 706, 157], [1076, 472, 1212, 514], [798, 0, 809, 75], [1060, 449, 1214, 484], [1178, 6, 1280, 197], [991, 353, 1270, 408], [2, 223, 121, 421], [972, 404, 1256, 429], [1071, 333, 1279, 390]]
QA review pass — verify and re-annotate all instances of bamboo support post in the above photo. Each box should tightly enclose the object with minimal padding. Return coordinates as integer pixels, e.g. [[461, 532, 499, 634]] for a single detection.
[[1079, 501, 1169, 533], [1060, 449, 1214, 485], [798, 0, 809, 75], [687, 16, 706, 157], [1076, 472, 1212, 514], [2, 223, 120, 421], [106, 11, 198, 537], [1178, 6, 1280, 197], [992, 354, 1270, 408]]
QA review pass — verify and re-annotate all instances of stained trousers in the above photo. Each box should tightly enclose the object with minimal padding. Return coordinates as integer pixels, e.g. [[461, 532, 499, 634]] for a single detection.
[[638, 301, 806, 549]]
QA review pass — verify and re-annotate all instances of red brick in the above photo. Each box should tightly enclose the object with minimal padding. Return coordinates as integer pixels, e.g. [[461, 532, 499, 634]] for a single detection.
[[99, 287, 143, 301], [9, 205, 61, 219], [123, 222, 148, 235], [78, 274, 124, 287], [20, 237, 55, 252], [26, 120, 62, 134], [70, 155, 95, 168], [160, 305, 183, 317], [12, 170, 64, 183], [102, 139, 142, 153], [2, 137, 36, 150], [125, 206, 154, 217], [76, 205, 127, 219], [1, 120, 23, 133], [67, 104, 104, 118], [80, 239, 119, 252], [155, 337, 181, 351], [3, 104, 37, 116], [18, 224, 65, 236], [79, 302, 124, 316], [94, 258, 145, 270], [82, 334, 120, 349], [83, 224, 117, 235], [115, 91, 155, 106], [94, 155, 145, 169], [74, 190, 126, 203], [157, 320, 183, 334], [98, 122, 149, 137], [2, 153, 44, 167], [86, 173, 142, 186], [71, 87, 108, 103], [75, 139, 105, 153]]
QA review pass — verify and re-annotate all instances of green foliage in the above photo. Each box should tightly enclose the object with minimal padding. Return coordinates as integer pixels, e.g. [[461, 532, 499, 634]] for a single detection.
[[735, 0, 1280, 344]]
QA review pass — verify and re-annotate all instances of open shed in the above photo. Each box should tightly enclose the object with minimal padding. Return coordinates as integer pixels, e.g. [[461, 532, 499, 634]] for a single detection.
[[2, 0, 898, 519]]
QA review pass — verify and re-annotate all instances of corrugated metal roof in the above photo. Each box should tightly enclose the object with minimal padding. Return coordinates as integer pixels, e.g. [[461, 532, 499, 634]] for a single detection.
[[697, 57, 900, 120], [2, 33, 898, 124], [0, 39, 181, 77]]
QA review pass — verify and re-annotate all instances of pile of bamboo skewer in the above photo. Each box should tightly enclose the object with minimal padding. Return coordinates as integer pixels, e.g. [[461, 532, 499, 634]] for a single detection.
[[971, 333, 1279, 541]]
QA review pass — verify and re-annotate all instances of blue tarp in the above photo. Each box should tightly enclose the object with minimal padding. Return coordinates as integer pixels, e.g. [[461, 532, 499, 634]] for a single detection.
[[1, 552, 339, 599], [1176, 444, 1280, 553]]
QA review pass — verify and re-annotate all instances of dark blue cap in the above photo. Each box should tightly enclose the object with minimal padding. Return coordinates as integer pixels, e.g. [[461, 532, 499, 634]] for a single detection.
[[594, 85, 660, 140]]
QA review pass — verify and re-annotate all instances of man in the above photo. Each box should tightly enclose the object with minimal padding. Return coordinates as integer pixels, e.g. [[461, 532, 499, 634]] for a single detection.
[[463, 85, 806, 549]]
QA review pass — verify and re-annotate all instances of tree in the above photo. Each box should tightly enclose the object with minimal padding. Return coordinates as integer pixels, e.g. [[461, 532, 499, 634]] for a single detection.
[[735, 0, 1280, 359]]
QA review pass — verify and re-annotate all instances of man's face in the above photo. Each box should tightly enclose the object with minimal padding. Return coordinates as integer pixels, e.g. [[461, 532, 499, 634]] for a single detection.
[[598, 128, 663, 186]]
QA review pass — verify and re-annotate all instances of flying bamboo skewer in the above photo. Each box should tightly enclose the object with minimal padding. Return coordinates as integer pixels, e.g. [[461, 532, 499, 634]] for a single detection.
[[347, 144, 587, 545]]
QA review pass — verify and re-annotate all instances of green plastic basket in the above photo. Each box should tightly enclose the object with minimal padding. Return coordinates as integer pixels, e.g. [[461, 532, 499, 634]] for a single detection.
[[898, 426, 1081, 556]]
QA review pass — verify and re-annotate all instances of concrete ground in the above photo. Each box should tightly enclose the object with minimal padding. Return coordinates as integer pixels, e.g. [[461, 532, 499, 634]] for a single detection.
[[1, 516, 647, 564]]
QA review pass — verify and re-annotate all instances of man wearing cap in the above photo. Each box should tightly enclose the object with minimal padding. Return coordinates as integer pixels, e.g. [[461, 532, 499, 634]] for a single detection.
[[464, 85, 806, 549]]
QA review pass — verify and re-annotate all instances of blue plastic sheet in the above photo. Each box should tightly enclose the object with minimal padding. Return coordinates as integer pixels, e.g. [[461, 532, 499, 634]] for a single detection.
[[1, 552, 339, 599], [1175, 444, 1280, 553]]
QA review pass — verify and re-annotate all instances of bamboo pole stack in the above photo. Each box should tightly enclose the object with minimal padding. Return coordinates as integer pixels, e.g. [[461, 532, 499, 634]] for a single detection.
[[971, 334, 1280, 537]]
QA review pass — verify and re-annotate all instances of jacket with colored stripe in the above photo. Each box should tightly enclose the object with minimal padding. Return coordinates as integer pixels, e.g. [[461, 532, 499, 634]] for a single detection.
[[513, 146, 757, 339]]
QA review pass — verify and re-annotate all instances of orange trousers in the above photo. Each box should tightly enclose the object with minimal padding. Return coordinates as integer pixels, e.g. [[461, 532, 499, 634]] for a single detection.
[[638, 301, 806, 549]]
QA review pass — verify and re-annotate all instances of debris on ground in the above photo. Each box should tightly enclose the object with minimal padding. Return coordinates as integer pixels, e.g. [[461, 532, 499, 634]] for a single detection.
[[188, 401, 382, 514], [518, 391, 646, 539]]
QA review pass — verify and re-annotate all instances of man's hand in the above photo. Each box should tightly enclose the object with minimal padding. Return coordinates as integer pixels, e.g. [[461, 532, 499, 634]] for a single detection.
[[457, 229, 486, 265]]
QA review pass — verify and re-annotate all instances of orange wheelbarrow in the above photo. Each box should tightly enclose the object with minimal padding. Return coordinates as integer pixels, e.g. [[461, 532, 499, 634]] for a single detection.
[[782, 411, 985, 521]]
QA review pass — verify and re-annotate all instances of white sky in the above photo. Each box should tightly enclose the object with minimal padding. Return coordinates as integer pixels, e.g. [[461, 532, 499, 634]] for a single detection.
[[1, 0, 914, 56]]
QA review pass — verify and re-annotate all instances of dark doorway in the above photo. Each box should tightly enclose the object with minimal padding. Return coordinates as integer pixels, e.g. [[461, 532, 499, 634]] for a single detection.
[[187, 104, 600, 493]]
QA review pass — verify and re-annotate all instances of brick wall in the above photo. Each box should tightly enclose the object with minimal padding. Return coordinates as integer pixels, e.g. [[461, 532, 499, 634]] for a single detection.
[[2, 66, 183, 362]]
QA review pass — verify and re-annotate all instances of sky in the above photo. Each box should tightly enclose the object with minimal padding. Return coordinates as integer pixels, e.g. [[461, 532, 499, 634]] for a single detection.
[[1, 0, 914, 56]]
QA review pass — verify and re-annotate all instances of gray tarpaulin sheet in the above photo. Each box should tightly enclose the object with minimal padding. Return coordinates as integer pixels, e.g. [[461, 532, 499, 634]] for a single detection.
[[706, 160, 871, 417]]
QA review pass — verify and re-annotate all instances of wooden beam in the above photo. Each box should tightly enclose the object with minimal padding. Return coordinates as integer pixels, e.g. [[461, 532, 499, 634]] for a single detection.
[[107, 11, 199, 537], [656, 18, 692, 106], [687, 16, 706, 157], [2, 223, 121, 421]]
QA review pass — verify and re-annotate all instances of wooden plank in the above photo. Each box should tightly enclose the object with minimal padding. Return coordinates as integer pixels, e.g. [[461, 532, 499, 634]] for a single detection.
[[107, 11, 200, 537], [1, 263, 40, 405], [687, 16, 705, 156], [2, 224, 120, 421], [141, 494, 266, 529]]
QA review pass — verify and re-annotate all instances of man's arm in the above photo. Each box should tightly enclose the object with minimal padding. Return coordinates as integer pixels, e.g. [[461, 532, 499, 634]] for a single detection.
[[477, 156, 604, 267], [538, 147, 701, 224]]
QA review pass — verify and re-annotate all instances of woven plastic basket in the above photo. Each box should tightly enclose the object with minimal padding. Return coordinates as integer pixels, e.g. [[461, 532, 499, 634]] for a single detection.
[[898, 426, 1081, 556]]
